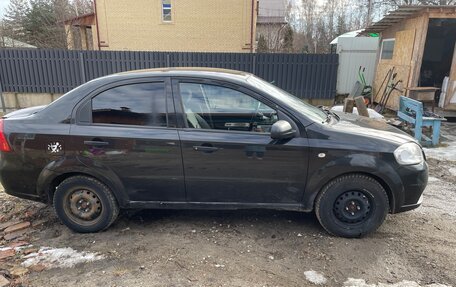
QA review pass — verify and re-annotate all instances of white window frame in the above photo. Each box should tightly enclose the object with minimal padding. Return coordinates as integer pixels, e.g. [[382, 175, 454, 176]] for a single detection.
[[162, 1, 172, 23]]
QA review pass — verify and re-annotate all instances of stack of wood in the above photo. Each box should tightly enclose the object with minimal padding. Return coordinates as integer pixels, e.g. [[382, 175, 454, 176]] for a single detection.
[[343, 96, 369, 117]]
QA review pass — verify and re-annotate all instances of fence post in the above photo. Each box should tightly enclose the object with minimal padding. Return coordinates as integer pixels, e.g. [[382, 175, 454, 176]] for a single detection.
[[252, 54, 256, 74], [166, 53, 170, 67], [79, 52, 86, 83], [0, 80, 6, 114]]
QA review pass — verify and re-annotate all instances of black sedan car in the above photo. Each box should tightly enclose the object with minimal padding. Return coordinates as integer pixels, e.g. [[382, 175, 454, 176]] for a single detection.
[[0, 68, 428, 237]]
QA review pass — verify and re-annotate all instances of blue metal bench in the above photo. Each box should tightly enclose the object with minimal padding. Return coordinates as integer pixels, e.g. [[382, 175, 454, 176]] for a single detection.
[[397, 96, 446, 146]]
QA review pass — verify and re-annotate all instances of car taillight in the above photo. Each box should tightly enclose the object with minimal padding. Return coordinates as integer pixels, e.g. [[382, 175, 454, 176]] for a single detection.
[[0, 119, 12, 152]]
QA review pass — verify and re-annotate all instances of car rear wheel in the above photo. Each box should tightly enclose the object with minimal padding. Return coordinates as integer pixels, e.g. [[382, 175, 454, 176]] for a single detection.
[[53, 176, 119, 233], [315, 174, 389, 238]]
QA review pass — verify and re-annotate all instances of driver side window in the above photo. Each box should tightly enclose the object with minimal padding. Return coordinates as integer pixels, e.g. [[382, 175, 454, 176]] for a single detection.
[[179, 83, 278, 132]]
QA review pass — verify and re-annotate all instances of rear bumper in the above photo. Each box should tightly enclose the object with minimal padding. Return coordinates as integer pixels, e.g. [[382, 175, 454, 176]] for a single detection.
[[0, 152, 46, 203]]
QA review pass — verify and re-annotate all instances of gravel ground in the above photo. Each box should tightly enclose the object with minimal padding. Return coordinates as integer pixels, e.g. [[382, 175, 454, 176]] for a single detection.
[[0, 124, 455, 287]]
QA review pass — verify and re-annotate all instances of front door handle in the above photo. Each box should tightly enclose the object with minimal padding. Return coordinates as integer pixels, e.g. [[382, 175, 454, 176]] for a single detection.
[[84, 140, 109, 146], [193, 145, 220, 153]]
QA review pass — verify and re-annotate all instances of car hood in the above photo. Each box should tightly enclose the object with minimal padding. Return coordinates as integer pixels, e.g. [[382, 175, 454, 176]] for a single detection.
[[3, 105, 47, 119], [330, 111, 417, 146]]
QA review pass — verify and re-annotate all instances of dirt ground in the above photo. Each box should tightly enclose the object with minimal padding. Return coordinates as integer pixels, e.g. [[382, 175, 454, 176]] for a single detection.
[[1, 124, 456, 287]]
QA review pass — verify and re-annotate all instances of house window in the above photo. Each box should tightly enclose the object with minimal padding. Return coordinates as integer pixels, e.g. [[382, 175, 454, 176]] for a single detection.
[[381, 39, 395, 60], [162, 0, 172, 22]]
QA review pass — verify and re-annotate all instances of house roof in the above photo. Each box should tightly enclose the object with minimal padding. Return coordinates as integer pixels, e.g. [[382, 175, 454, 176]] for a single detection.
[[62, 13, 95, 26], [257, 16, 287, 24], [364, 5, 456, 33]]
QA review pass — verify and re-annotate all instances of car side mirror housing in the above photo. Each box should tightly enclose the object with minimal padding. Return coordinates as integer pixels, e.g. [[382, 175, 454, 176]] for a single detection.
[[270, 120, 295, 140]]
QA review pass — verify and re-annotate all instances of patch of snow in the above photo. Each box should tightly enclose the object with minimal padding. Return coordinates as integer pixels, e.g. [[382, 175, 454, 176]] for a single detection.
[[21, 247, 104, 269], [423, 134, 456, 162], [304, 270, 327, 285], [343, 278, 452, 287], [0, 245, 33, 252], [449, 167, 456, 176], [427, 176, 440, 182]]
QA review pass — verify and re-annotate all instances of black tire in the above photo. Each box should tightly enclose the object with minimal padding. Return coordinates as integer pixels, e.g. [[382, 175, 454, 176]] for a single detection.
[[315, 174, 389, 238], [53, 176, 119, 233]]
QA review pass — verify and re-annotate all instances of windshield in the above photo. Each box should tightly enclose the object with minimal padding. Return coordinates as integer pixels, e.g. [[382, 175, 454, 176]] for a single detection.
[[246, 75, 327, 123]]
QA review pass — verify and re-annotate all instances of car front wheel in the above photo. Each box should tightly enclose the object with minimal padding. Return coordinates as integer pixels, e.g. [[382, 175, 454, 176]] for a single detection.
[[315, 174, 389, 238], [53, 176, 119, 233]]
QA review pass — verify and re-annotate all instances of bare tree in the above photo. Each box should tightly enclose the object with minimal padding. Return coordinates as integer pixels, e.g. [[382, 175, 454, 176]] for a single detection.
[[2, 0, 93, 49], [3, 0, 30, 43]]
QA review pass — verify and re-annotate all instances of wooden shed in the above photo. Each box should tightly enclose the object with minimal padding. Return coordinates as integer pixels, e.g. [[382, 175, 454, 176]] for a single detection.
[[365, 6, 456, 112]]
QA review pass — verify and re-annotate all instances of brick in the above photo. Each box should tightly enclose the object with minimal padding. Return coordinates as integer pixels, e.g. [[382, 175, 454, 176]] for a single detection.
[[9, 267, 28, 278], [29, 264, 46, 272], [4, 222, 31, 234], [22, 248, 39, 255], [8, 241, 29, 249], [25, 209, 39, 219], [3, 229, 29, 241], [0, 249, 15, 260], [0, 220, 21, 231]]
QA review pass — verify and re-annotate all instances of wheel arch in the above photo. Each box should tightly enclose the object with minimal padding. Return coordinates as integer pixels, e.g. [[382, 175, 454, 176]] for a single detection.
[[313, 172, 395, 213], [36, 159, 129, 207], [303, 168, 399, 213]]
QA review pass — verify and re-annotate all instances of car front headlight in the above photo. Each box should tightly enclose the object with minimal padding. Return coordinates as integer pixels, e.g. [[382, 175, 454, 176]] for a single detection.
[[394, 142, 424, 165]]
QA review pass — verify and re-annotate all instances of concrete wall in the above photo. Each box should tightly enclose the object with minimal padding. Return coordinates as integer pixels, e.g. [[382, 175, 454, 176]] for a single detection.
[[1, 93, 63, 114], [94, 0, 257, 52]]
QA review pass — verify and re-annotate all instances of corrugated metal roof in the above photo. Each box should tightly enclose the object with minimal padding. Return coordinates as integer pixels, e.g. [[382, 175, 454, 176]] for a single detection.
[[364, 5, 456, 33]]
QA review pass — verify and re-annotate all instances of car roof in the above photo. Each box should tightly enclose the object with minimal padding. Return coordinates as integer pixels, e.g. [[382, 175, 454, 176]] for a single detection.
[[112, 67, 252, 82]]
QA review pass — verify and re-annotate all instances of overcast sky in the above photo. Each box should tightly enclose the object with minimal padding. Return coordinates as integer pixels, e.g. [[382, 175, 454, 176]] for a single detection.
[[0, 0, 9, 18]]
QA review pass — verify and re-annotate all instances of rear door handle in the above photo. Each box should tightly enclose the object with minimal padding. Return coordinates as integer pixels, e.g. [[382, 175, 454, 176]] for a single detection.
[[193, 145, 220, 153], [84, 140, 109, 146]]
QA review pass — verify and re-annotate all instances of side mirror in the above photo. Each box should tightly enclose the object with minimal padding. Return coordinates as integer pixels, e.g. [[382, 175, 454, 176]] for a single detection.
[[270, 120, 295, 140]]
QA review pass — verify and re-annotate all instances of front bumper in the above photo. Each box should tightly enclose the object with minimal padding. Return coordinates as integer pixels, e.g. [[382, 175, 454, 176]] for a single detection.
[[394, 161, 428, 213], [397, 194, 423, 213]]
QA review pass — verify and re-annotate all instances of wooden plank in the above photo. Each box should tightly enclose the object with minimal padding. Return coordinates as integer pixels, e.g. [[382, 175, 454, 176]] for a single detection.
[[343, 97, 354, 113], [444, 40, 456, 109], [408, 13, 429, 90], [394, 29, 416, 66], [354, 96, 370, 117]]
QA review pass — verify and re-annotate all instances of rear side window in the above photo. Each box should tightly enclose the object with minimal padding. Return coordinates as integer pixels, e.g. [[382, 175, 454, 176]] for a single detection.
[[92, 82, 167, 127]]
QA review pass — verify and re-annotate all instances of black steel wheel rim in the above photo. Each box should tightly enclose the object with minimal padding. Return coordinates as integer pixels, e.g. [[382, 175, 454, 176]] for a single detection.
[[64, 189, 103, 225], [333, 190, 372, 224]]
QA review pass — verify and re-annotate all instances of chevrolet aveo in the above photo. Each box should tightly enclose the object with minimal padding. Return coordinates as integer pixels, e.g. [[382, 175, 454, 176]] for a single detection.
[[0, 68, 428, 238]]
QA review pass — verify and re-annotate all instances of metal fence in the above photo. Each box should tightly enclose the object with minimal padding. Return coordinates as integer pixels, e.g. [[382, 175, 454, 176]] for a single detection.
[[0, 49, 338, 99]]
